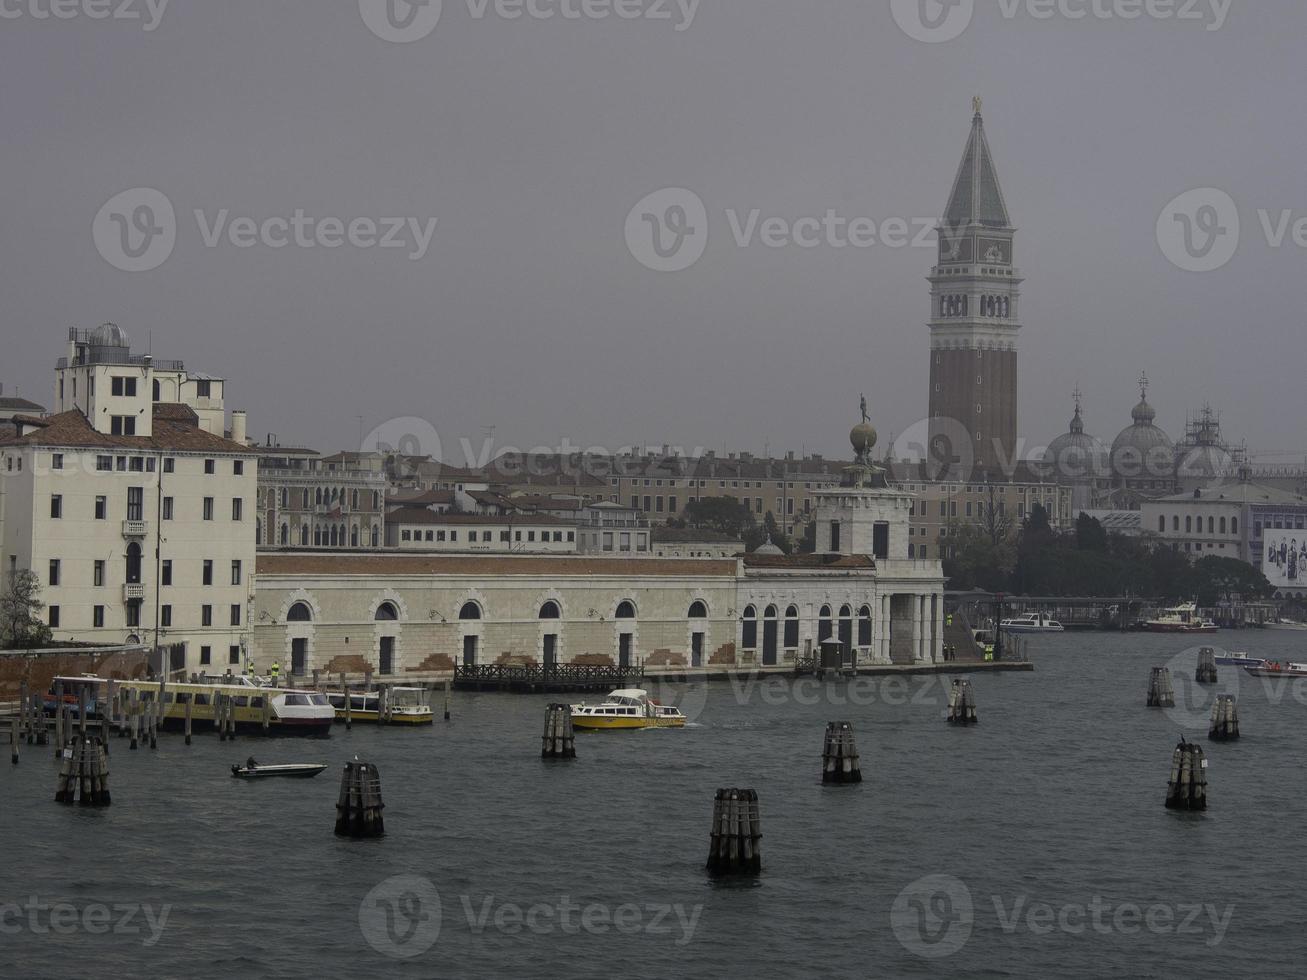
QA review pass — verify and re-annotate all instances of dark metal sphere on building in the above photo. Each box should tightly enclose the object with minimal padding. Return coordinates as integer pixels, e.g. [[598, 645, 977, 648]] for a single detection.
[[850, 422, 878, 457]]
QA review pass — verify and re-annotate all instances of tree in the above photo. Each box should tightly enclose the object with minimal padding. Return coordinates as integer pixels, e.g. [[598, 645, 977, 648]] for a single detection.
[[977, 487, 1015, 546], [1192, 555, 1274, 606], [1075, 513, 1109, 552], [942, 521, 1016, 592], [681, 496, 756, 539], [0, 570, 52, 649]]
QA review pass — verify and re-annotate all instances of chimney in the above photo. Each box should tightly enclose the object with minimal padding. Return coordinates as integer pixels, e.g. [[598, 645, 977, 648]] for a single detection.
[[231, 410, 247, 445]]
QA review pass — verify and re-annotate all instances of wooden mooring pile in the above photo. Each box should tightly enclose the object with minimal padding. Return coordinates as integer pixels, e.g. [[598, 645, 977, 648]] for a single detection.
[[1209, 695, 1240, 741], [335, 760, 385, 838], [947, 679, 978, 725], [821, 722, 861, 784], [1146, 667, 1175, 708], [541, 704, 576, 759], [1196, 648, 1218, 684], [1165, 739, 1207, 811], [706, 788, 762, 877], [54, 736, 112, 806]]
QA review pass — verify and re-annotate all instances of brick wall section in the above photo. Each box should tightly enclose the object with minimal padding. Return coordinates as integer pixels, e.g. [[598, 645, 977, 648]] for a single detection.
[[0, 649, 150, 702]]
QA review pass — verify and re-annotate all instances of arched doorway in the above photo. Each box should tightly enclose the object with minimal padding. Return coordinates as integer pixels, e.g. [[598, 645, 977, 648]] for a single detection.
[[459, 601, 482, 667], [375, 602, 400, 675], [688, 601, 708, 667], [615, 600, 636, 668], [539, 601, 561, 669]]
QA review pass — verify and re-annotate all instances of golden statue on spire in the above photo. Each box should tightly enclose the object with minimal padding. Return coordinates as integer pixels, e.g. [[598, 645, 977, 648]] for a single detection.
[[973, 95, 983, 116]]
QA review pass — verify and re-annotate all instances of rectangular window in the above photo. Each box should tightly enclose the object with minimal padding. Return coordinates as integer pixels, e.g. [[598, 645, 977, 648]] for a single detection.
[[231, 560, 242, 585], [231, 498, 243, 521], [96, 455, 112, 472], [50, 495, 62, 519], [95, 496, 107, 520], [48, 559, 60, 587], [93, 560, 105, 587], [233, 461, 244, 476], [129, 456, 144, 472], [93, 606, 105, 628], [203, 560, 213, 586], [620, 532, 631, 552], [163, 457, 174, 473], [655, 496, 664, 513], [110, 416, 136, 436], [161, 605, 172, 627], [204, 459, 215, 475], [203, 498, 214, 521], [230, 605, 241, 627], [127, 486, 144, 522], [202, 605, 213, 627], [229, 646, 240, 665], [669, 496, 678, 512], [48, 606, 60, 628], [162, 560, 172, 586], [163, 497, 174, 520], [52, 453, 63, 470], [126, 603, 140, 628], [116, 456, 126, 472], [200, 646, 211, 666]]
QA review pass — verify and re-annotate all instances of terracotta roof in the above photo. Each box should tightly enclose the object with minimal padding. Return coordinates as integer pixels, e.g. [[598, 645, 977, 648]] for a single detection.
[[386, 507, 576, 527], [257, 553, 738, 578], [0, 396, 45, 414], [387, 489, 456, 507], [0, 408, 251, 454], [152, 402, 198, 423], [743, 553, 876, 570]]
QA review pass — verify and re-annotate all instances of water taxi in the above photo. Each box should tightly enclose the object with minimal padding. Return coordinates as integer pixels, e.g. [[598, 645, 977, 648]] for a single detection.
[[55, 675, 335, 736], [1245, 661, 1307, 678], [231, 758, 327, 779], [1215, 652, 1266, 668], [325, 687, 434, 725], [570, 689, 686, 731], [1143, 602, 1219, 634], [999, 613, 1065, 633]]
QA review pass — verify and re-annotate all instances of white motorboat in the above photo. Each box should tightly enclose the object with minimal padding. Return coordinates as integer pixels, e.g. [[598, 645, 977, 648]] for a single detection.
[[999, 613, 1065, 633]]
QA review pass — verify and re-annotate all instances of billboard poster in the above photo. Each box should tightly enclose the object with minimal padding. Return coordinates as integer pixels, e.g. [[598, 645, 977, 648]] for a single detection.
[[1262, 530, 1307, 588]]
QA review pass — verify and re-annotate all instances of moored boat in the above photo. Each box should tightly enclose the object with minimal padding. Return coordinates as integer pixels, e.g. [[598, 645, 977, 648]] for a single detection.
[[326, 687, 434, 725], [1143, 602, 1219, 634], [1215, 652, 1266, 667], [570, 689, 686, 730], [1000, 613, 1065, 633], [231, 758, 327, 779]]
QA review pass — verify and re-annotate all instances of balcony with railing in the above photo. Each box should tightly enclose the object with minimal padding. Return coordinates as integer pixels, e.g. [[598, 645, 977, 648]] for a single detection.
[[122, 520, 148, 538], [123, 583, 146, 601]]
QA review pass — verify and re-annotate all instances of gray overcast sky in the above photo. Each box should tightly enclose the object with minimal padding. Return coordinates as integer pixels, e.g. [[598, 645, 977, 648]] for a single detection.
[[2, 0, 1303, 464]]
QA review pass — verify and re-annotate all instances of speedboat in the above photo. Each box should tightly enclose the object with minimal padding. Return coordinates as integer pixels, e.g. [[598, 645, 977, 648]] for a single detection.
[[999, 613, 1065, 633], [1246, 661, 1307, 678], [1215, 652, 1267, 668], [570, 689, 686, 730], [326, 687, 434, 725], [231, 760, 327, 779], [1143, 602, 1219, 634]]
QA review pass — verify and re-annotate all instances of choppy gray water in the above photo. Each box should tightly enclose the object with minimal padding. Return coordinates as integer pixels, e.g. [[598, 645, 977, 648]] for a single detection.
[[3, 632, 1306, 979]]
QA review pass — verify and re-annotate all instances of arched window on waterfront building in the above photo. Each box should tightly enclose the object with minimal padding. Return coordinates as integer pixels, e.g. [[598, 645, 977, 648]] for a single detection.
[[287, 602, 312, 622], [1185, 516, 1192, 533], [1220, 517, 1227, 534], [1173, 516, 1180, 532], [459, 602, 482, 621], [838, 604, 854, 652], [741, 606, 757, 650], [818, 605, 833, 643], [688, 600, 708, 620], [301, 525, 310, 547], [1232, 517, 1238, 534], [375, 602, 399, 621], [281, 524, 289, 546], [539, 601, 561, 620], [784, 606, 799, 649], [616, 601, 637, 620], [315, 488, 323, 506], [858, 606, 873, 647], [1208, 517, 1215, 534], [125, 542, 142, 584], [1159, 515, 1166, 533], [371, 526, 380, 548]]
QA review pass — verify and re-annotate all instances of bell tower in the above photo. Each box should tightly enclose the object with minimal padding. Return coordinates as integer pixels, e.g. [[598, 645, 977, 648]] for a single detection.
[[928, 98, 1022, 475]]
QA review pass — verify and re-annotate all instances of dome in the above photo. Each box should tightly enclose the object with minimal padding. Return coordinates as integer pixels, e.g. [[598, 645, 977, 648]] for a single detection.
[[1045, 406, 1110, 479], [754, 536, 784, 557], [91, 322, 129, 348], [1111, 392, 1174, 481], [1177, 444, 1234, 481], [850, 422, 878, 458]]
